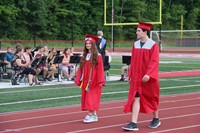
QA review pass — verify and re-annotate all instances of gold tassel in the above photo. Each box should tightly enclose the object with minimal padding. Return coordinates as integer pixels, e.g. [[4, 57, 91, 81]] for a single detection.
[[79, 81, 83, 89], [85, 83, 89, 91]]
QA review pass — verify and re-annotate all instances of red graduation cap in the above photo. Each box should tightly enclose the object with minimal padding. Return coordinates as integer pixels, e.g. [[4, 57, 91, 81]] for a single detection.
[[137, 22, 154, 31], [85, 34, 99, 44]]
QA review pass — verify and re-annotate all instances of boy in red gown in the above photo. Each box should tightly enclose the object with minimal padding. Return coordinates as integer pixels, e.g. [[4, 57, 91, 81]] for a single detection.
[[122, 22, 161, 131], [75, 34, 105, 123]]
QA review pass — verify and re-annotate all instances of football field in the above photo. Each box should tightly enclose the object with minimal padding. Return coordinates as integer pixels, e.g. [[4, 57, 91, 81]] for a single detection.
[[0, 53, 200, 113]]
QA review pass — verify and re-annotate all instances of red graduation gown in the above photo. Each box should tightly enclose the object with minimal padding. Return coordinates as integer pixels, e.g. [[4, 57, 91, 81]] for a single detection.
[[123, 39, 160, 113], [75, 54, 105, 111]]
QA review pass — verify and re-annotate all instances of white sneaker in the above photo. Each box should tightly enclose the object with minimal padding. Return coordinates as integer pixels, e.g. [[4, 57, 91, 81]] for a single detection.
[[92, 115, 98, 122], [83, 114, 98, 123]]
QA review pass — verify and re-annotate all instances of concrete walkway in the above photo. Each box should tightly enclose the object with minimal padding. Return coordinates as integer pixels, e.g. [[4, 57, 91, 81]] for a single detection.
[[0, 76, 120, 89]]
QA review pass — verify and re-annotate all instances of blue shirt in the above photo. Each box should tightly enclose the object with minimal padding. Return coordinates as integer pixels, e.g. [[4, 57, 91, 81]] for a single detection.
[[4, 52, 14, 63], [101, 38, 106, 48]]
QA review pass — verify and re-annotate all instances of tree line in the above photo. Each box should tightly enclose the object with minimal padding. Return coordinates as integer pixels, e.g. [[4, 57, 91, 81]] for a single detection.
[[0, 0, 199, 41]]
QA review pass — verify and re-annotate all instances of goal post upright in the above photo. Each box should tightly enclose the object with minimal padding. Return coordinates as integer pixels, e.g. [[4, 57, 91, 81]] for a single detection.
[[104, 0, 107, 26], [104, 0, 162, 26], [104, 0, 163, 51]]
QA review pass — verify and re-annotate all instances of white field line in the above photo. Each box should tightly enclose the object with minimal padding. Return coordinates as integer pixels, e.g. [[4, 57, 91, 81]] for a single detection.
[[172, 79, 200, 82], [160, 69, 200, 73], [0, 82, 127, 94], [150, 125, 200, 133], [159, 61, 182, 64], [1, 106, 200, 133], [0, 86, 71, 94], [0, 97, 199, 124], [160, 78, 200, 83], [0, 91, 129, 106], [160, 76, 200, 81], [161, 84, 200, 90], [0, 95, 81, 106], [0, 84, 200, 106]]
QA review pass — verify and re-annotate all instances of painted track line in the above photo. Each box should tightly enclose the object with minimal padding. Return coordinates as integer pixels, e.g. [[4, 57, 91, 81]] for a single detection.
[[0, 104, 199, 124], [0, 103, 199, 132], [150, 124, 200, 133], [1, 112, 200, 133], [66, 113, 200, 133], [0, 93, 199, 133], [0, 97, 199, 124]]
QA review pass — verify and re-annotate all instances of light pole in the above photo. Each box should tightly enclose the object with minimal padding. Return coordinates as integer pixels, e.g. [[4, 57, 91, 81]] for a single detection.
[[111, 0, 114, 51], [33, 12, 36, 48], [71, 5, 74, 47]]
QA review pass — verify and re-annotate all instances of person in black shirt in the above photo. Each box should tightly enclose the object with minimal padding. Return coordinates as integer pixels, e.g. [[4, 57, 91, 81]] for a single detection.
[[96, 31, 107, 70]]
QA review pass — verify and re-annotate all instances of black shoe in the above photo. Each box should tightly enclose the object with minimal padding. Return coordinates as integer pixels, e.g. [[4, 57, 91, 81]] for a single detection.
[[122, 122, 139, 131], [12, 82, 20, 85], [123, 78, 128, 82], [148, 118, 161, 128], [38, 78, 43, 81], [119, 78, 125, 81], [35, 81, 42, 85], [45, 77, 52, 81], [11, 79, 20, 85], [29, 83, 35, 86]]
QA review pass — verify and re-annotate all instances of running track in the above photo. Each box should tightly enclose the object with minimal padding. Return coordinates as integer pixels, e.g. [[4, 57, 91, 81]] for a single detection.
[[0, 93, 199, 133]]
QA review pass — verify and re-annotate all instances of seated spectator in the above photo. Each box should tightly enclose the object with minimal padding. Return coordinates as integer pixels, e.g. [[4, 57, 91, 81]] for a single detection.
[[47, 48, 58, 79], [3, 46, 14, 71], [69, 47, 74, 56], [47, 48, 57, 65], [119, 65, 129, 81], [12, 48, 37, 86], [22, 46, 41, 85], [43, 45, 49, 56], [22, 46, 33, 68], [69, 47, 80, 73], [59, 48, 75, 81], [34, 46, 55, 81], [15, 43, 23, 50]]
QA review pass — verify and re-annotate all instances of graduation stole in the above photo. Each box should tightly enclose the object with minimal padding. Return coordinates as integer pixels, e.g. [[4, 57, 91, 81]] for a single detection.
[[79, 66, 93, 92]]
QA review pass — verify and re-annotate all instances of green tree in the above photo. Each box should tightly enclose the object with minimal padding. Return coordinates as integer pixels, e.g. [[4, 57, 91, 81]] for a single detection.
[[0, 0, 19, 38], [0, 0, 199, 41]]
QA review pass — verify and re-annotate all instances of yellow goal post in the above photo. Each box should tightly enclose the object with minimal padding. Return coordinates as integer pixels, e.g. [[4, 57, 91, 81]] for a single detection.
[[104, 0, 162, 26]]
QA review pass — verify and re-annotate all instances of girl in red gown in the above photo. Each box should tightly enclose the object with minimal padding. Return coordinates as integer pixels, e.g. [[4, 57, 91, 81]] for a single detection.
[[75, 34, 105, 123]]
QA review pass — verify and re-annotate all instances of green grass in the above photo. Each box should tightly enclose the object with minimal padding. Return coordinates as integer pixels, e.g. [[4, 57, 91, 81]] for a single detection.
[[1, 41, 133, 49], [0, 57, 200, 113], [3, 41, 199, 49]]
